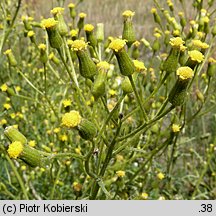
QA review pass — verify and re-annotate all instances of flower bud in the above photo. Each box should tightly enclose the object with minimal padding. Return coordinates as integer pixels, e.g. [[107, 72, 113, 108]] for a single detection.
[[207, 57, 216, 77], [7, 141, 48, 167], [68, 3, 76, 20], [162, 48, 179, 73], [41, 18, 63, 49], [27, 30, 36, 44], [96, 23, 104, 42], [109, 39, 135, 76], [185, 50, 204, 69], [131, 41, 140, 59], [168, 66, 194, 106], [49, 52, 60, 65], [4, 126, 27, 144], [22, 15, 33, 31], [77, 119, 97, 140], [121, 76, 133, 94], [71, 40, 97, 80], [92, 61, 110, 100], [151, 8, 161, 25], [211, 21, 216, 36], [77, 13, 87, 33], [51, 7, 68, 36], [4, 49, 17, 67], [196, 89, 204, 103], [122, 10, 136, 47], [38, 43, 48, 63], [84, 24, 97, 48]]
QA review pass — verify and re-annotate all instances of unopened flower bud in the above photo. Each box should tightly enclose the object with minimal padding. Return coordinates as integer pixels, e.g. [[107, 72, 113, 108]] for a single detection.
[[109, 39, 135, 76], [122, 10, 136, 47], [96, 23, 104, 42], [4, 49, 17, 67], [71, 40, 97, 80], [41, 18, 63, 49], [77, 119, 97, 140], [4, 126, 27, 144], [51, 7, 68, 36], [168, 66, 194, 106]]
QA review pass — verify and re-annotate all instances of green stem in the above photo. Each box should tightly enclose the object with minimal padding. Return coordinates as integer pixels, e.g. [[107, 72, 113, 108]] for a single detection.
[[50, 165, 62, 200], [117, 105, 174, 142], [90, 121, 122, 199], [130, 135, 173, 181], [0, 0, 22, 53], [62, 37, 79, 87], [128, 75, 149, 122], [5, 154, 29, 199]]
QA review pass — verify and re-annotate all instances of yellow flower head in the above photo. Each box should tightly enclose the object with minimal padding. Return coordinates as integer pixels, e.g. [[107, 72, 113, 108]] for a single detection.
[[4, 49, 12, 55], [151, 8, 157, 14], [133, 60, 146, 72], [97, 61, 110, 70], [53, 127, 60, 133], [192, 39, 209, 49], [41, 18, 58, 29], [72, 181, 82, 192], [61, 110, 82, 128], [133, 41, 140, 47], [51, 7, 65, 15], [75, 147, 81, 155], [176, 66, 194, 80], [84, 24, 94, 32], [68, 3, 75, 8], [109, 89, 117, 96], [122, 10, 135, 18], [1, 83, 8, 92], [173, 29, 180, 37], [116, 170, 125, 177], [172, 124, 180, 132], [202, 16, 209, 23], [188, 50, 204, 63], [70, 29, 78, 37], [0, 119, 7, 125], [27, 30, 35, 37], [154, 33, 162, 38], [4, 103, 11, 110], [180, 45, 187, 52], [71, 39, 88, 51], [197, 31, 204, 39], [16, 86, 21, 92], [157, 172, 165, 180], [28, 140, 36, 147], [178, 12, 184, 17], [208, 57, 216, 63], [38, 43, 46, 50], [79, 13, 87, 18], [109, 38, 126, 52], [7, 141, 23, 159], [141, 192, 148, 200], [169, 37, 185, 48], [62, 99, 72, 108], [60, 134, 68, 142]]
